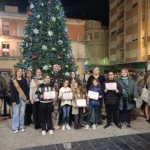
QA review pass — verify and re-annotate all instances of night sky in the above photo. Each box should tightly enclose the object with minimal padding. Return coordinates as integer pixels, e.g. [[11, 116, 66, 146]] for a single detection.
[[0, 0, 109, 26]]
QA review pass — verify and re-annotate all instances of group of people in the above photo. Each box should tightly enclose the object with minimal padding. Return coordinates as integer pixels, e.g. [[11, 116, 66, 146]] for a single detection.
[[0, 65, 150, 136]]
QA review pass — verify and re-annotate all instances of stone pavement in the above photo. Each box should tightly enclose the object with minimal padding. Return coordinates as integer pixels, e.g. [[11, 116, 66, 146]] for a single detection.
[[0, 115, 150, 150]]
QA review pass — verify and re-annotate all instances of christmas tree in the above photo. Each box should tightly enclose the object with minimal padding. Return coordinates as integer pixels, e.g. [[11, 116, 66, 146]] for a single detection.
[[16, 0, 77, 76]]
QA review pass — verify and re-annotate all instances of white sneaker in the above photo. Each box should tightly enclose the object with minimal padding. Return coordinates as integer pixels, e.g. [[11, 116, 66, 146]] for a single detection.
[[85, 125, 90, 130], [42, 131, 46, 136], [62, 125, 65, 131], [20, 129, 25, 132], [66, 124, 71, 130], [92, 124, 96, 130], [49, 130, 54, 135], [14, 130, 19, 133], [54, 126, 60, 130]]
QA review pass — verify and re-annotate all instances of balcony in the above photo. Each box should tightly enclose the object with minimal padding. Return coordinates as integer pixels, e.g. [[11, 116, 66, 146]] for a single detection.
[[117, 28, 124, 35], [117, 59, 124, 64], [117, 12, 124, 21], [0, 49, 20, 60], [117, 0, 124, 6], [117, 43, 124, 50]]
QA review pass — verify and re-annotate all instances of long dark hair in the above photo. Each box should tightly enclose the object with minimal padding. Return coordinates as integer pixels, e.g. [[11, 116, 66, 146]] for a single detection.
[[13, 68, 23, 79], [91, 78, 101, 87], [70, 71, 80, 85], [144, 70, 150, 84], [25, 70, 33, 79]]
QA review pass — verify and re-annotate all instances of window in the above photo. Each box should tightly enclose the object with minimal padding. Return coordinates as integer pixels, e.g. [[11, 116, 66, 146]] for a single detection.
[[89, 33, 92, 39], [17, 23, 24, 37], [2, 42, 10, 56], [2, 22, 9, 36], [132, 2, 138, 8], [95, 32, 99, 39]]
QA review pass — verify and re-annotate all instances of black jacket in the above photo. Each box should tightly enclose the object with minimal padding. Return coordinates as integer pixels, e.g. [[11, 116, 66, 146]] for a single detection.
[[103, 80, 122, 105], [87, 75, 105, 90], [10, 78, 29, 104]]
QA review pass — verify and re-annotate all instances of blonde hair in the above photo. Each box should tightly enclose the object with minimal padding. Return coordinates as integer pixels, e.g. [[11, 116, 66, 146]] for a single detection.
[[121, 68, 129, 77]]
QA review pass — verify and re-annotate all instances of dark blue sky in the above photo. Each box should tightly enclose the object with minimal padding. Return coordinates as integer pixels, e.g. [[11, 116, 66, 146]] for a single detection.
[[0, 0, 109, 25]]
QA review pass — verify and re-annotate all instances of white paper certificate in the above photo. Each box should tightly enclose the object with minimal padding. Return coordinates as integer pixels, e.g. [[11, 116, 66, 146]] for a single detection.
[[76, 99, 87, 107], [62, 92, 73, 100], [105, 83, 117, 90], [44, 91, 56, 99], [88, 91, 99, 100]]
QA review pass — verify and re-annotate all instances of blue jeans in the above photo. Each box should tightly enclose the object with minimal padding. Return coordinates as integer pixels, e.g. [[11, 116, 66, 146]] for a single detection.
[[62, 105, 71, 124], [12, 95, 26, 130], [87, 105, 99, 125]]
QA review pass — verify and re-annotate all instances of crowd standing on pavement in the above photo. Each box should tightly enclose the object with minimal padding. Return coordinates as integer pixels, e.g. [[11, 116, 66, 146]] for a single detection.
[[0, 65, 150, 136]]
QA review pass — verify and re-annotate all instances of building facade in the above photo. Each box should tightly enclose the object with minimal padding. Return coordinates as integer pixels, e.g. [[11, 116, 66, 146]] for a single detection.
[[109, 0, 147, 72], [0, 6, 86, 77], [85, 20, 109, 73]]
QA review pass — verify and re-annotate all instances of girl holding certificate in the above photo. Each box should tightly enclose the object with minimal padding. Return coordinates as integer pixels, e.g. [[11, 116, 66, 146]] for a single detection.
[[36, 75, 55, 136], [59, 79, 72, 131], [10, 68, 29, 133], [85, 79, 103, 130], [72, 87, 86, 130]]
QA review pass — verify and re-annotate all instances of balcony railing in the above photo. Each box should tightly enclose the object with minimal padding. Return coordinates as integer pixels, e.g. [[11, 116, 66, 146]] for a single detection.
[[117, 12, 124, 21], [117, 28, 124, 35], [117, 59, 124, 63], [0, 49, 21, 59], [117, 0, 124, 6]]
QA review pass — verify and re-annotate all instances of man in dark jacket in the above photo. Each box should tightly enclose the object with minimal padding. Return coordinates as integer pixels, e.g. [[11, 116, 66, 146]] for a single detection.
[[103, 71, 122, 129]]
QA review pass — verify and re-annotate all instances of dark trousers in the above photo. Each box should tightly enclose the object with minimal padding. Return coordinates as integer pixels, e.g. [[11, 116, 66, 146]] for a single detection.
[[98, 99, 103, 123], [40, 102, 53, 131], [74, 108, 83, 129], [25, 104, 33, 125], [105, 104, 118, 126], [119, 110, 130, 124], [33, 102, 40, 129]]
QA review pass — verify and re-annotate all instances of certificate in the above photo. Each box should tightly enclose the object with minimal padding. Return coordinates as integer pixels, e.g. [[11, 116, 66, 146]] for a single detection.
[[88, 91, 99, 100], [62, 92, 73, 100], [105, 82, 117, 90], [76, 99, 87, 107], [44, 91, 56, 99]]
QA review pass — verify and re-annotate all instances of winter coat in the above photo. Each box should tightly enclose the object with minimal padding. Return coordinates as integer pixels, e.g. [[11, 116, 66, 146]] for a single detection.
[[88, 86, 103, 106], [72, 94, 86, 115], [118, 77, 138, 110], [103, 80, 122, 105]]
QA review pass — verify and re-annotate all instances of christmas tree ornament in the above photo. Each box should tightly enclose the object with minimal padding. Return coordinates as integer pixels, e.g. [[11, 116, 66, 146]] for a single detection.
[[33, 29, 39, 34], [22, 59, 26, 64], [51, 47, 56, 51], [48, 31, 53, 36], [41, 3, 44, 6], [43, 65, 49, 71], [72, 58, 74, 62], [30, 3, 34, 9], [56, 6, 59, 10], [57, 56, 61, 59], [58, 40, 63, 45], [25, 34, 28, 38], [65, 28, 68, 32], [48, 1, 52, 4], [49, 64, 52, 68], [29, 43, 32, 46], [51, 16, 56, 22], [42, 45, 47, 50], [65, 72, 70, 76], [28, 11, 32, 16], [63, 48, 66, 52], [32, 55, 38, 60], [66, 65, 69, 68], [36, 15, 40, 19], [39, 21, 43, 24]]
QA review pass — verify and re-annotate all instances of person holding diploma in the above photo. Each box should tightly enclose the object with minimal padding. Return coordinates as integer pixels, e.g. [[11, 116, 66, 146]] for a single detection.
[[59, 79, 72, 131], [118, 68, 138, 128], [72, 87, 86, 130], [10, 68, 29, 133], [85, 78, 103, 130], [103, 71, 122, 129], [36, 75, 55, 136]]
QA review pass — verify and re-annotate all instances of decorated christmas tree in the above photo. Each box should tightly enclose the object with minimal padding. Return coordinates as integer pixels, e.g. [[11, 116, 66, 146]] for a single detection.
[[16, 0, 77, 76]]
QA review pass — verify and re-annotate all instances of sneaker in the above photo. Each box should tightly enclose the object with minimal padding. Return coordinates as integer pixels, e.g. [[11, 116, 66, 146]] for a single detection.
[[115, 124, 122, 129], [62, 125, 65, 131], [66, 124, 71, 130], [85, 125, 90, 130], [14, 130, 19, 133], [20, 129, 25, 132], [104, 124, 112, 129], [42, 131, 46, 136], [125, 122, 131, 128], [54, 126, 60, 130], [92, 124, 96, 130], [49, 130, 54, 135]]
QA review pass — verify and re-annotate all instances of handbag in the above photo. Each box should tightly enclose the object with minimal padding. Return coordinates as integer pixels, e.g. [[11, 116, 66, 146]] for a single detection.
[[140, 85, 149, 103]]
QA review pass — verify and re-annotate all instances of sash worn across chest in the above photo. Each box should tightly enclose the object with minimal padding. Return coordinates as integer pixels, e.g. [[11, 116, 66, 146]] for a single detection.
[[12, 79, 27, 102], [34, 79, 39, 87]]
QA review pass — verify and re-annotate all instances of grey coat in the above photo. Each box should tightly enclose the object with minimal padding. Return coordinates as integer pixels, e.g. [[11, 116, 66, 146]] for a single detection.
[[118, 78, 138, 110]]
